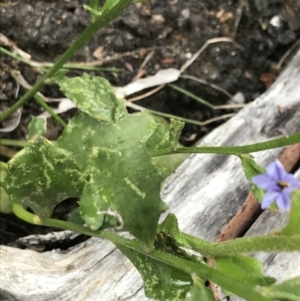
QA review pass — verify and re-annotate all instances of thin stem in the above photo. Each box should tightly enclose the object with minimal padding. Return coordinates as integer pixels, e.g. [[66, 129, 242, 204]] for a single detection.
[[153, 132, 300, 156], [0, 139, 28, 147], [127, 101, 233, 126], [34, 95, 67, 128], [11, 204, 137, 248], [146, 109, 233, 126], [0, 0, 134, 122], [168, 83, 215, 109], [150, 250, 272, 301], [0, 161, 8, 171], [0, 46, 32, 66], [180, 232, 300, 257], [9, 204, 283, 300], [1, 45, 121, 72]]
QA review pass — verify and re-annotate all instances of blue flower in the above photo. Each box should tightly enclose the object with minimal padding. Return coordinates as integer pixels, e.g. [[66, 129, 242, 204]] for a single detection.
[[252, 160, 300, 211]]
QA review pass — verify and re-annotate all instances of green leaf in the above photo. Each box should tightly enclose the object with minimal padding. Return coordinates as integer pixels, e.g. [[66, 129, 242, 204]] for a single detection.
[[0, 166, 12, 214], [58, 111, 157, 170], [27, 116, 47, 139], [158, 213, 191, 249], [280, 190, 300, 236], [3, 136, 86, 217], [184, 274, 214, 301], [260, 277, 300, 301], [67, 206, 119, 229], [214, 255, 276, 295], [240, 154, 266, 203], [170, 119, 185, 150], [66, 207, 85, 225], [146, 119, 184, 156], [146, 124, 172, 156], [57, 74, 126, 122], [125, 243, 272, 301], [152, 153, 188, 179], [58, 111, 185, 178], [79, 143, 167, 245], [57, 108, 187, 243], [117, 243, 193, 301]]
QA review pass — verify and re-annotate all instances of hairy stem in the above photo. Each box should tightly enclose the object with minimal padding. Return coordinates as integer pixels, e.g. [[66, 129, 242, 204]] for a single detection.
[[153, 132, 300, 156], [12, 204, 272, 301], [180, 231, 300, 257]]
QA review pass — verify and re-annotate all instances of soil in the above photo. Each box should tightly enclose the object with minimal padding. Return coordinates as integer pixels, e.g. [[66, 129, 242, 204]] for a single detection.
[[0, 0, 300, 246]]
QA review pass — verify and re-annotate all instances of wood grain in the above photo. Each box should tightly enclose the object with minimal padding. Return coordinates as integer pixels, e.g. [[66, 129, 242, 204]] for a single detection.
[[1, 50, 300, 301]]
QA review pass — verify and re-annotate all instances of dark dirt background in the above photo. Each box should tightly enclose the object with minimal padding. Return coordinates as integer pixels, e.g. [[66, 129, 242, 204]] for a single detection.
[[0, 0, 300, 245]]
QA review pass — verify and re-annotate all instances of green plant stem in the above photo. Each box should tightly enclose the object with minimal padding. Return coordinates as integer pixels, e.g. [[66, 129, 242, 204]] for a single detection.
[[0, 139, 28, 147], [0, 0, 134, 122], [0, 46, 33, 66], [11, 204, 271, 301], [13, 203, 300, 258], [150, 250, 272, 301], [180, 232, 300, 257], [153, 131, 300, 156], [12, 204, 138, 248], [34, 95, 67, 128], [168, 83, 214, 109], [0, 161, 8, 171]]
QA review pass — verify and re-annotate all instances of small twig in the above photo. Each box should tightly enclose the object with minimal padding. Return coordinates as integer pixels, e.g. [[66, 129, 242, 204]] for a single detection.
[[10, 46, 169, 69], [138, 50, 155, 71], [169, 83, 246, 110], [0, 33, 31, 60], [131, 50, 155, 81], [126, 37, 243, 109], [180, 37, 243, 74], [1, 33, 162, 69], [276, 38, 300, 69], [127, 85, 165, 102], [232, 0, 244, 39], [126, 101, 235, 126], [180, 74, 234, 100], [200, 113, 235, 126]]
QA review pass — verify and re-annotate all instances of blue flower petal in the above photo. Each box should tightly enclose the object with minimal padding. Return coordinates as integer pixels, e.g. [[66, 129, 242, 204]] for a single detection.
[[252, 174, 278, 190], [252, 160, 300, 210], [276, 191, 291, 211], [284, 186, 300, 196], [261, 191, 279, 209], [266, 160, 285, 181], [281, 174, 300, 189]]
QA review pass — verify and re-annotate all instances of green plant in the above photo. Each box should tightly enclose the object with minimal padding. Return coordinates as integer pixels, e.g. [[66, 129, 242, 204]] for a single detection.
[[1, 1, 300, 300]]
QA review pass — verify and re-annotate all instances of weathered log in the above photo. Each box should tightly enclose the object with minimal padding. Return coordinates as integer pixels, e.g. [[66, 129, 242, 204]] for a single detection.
[[1, 50, 300, 301]]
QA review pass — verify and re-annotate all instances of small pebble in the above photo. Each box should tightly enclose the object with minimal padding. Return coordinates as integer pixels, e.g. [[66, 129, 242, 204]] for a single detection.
[[232, 92, 245, 104]]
